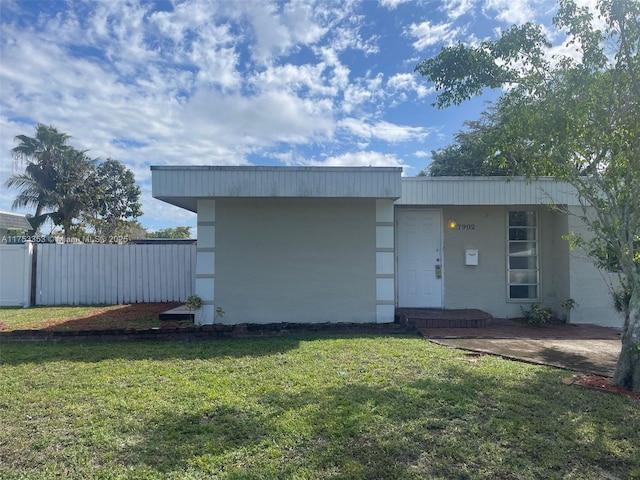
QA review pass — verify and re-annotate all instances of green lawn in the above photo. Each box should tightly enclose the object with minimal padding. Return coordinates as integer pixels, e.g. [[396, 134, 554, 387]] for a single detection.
[[1, 336, 638, 480]]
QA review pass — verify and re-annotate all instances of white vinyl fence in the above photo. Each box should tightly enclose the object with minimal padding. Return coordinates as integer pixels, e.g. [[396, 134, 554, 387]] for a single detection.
[[34, 244, 196, 305], [0, 243, 33, 307]]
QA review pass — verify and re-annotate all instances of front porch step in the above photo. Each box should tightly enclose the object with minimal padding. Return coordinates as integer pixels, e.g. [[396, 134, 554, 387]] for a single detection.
[[396, 308, 492, 328]]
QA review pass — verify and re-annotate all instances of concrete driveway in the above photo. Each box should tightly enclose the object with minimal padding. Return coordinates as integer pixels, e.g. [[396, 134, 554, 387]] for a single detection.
[[429, 338, 620, 377], [420, 320, 622, 377]]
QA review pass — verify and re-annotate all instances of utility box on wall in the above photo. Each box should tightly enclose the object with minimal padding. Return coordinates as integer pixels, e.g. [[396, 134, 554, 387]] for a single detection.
[[465, 249, 479, 266]]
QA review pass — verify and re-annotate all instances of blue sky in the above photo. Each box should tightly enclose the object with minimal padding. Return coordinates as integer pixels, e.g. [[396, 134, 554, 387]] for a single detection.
[[1, 0, 574, 233]]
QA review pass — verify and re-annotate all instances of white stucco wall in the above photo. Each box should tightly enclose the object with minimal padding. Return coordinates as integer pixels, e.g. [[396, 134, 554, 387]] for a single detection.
[[437, 205, 571, 318], [567, 206, 623, 327], [544, 210, 572, 314], [212, 198, 378, 324]]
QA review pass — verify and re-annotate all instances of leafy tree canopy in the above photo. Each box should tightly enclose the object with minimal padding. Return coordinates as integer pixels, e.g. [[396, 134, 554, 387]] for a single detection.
[[146, 226, 192, 239], [423, 111, 559, 177], [84, 158, 142, 240]]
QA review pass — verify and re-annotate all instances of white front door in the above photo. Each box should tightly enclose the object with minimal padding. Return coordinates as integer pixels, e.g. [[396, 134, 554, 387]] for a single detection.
[[397, 209, 443, 308]]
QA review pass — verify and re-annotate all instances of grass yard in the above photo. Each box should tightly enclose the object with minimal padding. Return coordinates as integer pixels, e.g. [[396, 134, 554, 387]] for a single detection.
[[1, 336, 638, 480]]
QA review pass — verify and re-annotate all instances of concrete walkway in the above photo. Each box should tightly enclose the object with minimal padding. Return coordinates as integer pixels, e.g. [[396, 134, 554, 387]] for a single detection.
[[419, 319, 622, 377]]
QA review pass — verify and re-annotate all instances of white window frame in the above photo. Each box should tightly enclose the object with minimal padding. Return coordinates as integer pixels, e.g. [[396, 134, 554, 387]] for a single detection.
[[507, 210, 540, 302]]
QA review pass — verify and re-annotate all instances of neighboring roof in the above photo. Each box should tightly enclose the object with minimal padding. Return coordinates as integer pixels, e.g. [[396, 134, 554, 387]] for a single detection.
[[152, 166, 403, 212], [0, 211, 32, 231], [398, 176, 581, 206]]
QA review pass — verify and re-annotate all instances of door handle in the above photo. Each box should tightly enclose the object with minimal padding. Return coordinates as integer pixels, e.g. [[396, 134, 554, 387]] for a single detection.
[[435, 265, 442, 279]]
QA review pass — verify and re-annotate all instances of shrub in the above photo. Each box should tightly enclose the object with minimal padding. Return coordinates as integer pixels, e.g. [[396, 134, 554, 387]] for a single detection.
[[521, 304, 553, 325], [560, 298, 578, 312], [559, 298, 578, 322], [185, 295, 203, 311]]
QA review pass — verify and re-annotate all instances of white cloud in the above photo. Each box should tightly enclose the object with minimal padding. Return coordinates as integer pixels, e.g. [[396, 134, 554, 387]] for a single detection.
[[378, 0, 412, 10], [312, 151, 407, 168], [387, 73, 434, 99], [247, 3, 296, 64], [150, 3, 242, 91], [244, 0, 335, 65], [326, 14, 380, 56], [84, 1, 159, 72], [248, 49, 352, 101], [282, 0, 329, 45], [269, 149, 408, 170], [341, 73, 386, 114], [150, 1, 212, 43], [371, 121, 430, 142], [183, 89, 334, 147], [408, 20, 462, 50], [442, 0, 476, 20], [338, 118, 430, 143], [250, 63, 332, 96], [319, 47, 351, 91], [337, 118, 373, 139], [482, 0, 546, 25]]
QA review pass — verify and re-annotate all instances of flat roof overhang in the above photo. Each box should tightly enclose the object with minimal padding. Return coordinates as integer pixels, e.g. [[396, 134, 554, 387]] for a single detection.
[[398, 176, 580, 206], [152, 166, 403, 212]]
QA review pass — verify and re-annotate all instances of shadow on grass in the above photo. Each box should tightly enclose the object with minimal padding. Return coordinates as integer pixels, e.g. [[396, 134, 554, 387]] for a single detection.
[[120, 362, 640, 479], [125, 404, 273, 475], [0, 333, 415, 365], [0, 336, 303, 364]]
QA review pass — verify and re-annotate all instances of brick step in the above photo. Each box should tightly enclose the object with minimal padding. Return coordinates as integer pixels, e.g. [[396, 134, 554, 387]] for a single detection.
[[397, 308, 492, 329], [407, 317, 490, 328]]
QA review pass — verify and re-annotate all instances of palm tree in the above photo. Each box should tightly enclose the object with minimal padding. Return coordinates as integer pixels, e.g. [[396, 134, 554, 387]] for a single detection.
[[6, 124, 74, 234]]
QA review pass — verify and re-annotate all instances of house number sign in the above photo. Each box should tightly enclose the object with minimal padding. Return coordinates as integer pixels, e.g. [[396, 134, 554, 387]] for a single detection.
[[454, 224, 475, 230]]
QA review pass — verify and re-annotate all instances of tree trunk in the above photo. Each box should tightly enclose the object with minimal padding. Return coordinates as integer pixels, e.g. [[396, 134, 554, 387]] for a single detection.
[[613, 289, 640, 393], [29, 204, 45, 236], [63, 221, 71, 243]]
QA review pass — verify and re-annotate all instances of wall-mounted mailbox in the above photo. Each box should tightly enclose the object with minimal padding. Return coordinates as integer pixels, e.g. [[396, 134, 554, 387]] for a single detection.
[[465, 249, 479, 266]]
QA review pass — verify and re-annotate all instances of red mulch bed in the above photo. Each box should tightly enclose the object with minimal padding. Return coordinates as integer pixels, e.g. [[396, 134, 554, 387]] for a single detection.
[[45, 302, 186, 331], [567, 374, 640, 401]]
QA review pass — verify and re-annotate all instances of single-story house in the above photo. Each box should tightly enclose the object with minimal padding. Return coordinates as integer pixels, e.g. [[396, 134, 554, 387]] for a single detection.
[[151, 166, 621, 328]]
